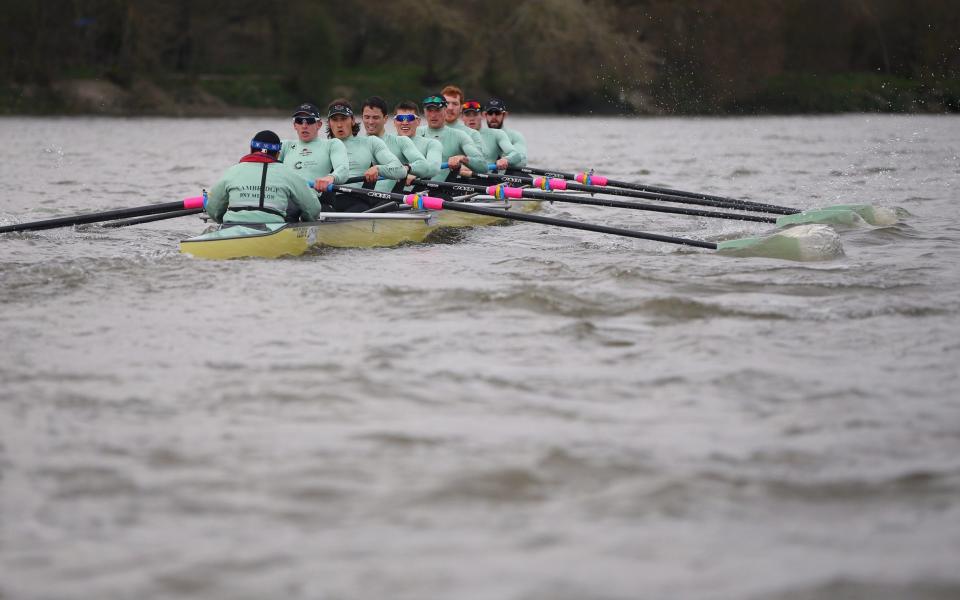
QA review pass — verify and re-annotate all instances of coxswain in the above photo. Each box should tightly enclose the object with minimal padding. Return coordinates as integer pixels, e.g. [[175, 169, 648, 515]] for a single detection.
[[460, 98, 522, 172], [483, 97, 527, 167], [326, 98, 407, 211], [205, 130, 321, 224]]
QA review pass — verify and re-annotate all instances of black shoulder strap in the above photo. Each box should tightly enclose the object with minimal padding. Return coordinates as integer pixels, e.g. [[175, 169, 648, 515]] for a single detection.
[[258, 163, 269, 208]]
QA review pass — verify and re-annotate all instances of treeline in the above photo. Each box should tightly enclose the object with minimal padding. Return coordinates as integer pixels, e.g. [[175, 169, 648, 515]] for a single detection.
[[1, 0, 958, 114]]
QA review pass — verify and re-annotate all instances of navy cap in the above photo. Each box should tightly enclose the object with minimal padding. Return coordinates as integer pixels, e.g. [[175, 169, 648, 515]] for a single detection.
[[484, 98, 507, 113], [251, 130, 282, 152], [292, 102, 321, 118], [327, 103, 354, 117]]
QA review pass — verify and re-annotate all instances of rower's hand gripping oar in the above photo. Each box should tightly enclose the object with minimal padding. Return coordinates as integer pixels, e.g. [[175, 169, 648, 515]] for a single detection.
[[0, 196, 205, 234], [324, 184, 446, 213], [508, 166, 900, 226], [395, 182, 843, 262]]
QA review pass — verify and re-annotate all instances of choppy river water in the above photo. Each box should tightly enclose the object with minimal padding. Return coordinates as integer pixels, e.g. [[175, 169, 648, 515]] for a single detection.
[[1, 114, 959, 599]]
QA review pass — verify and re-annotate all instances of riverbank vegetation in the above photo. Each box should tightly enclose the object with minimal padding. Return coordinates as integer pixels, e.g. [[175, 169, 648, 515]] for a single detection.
[[1, 0, 957, 115]]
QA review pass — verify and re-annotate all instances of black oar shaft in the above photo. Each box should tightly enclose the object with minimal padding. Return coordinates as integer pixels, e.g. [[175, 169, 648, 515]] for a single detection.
[[330, 184, 405, 203], [334, 184, 717, 249], [99, 208, 203, 228], [0, 200, 189, 234], [416, 179, 776, 224], [334, 182, 717, 250], [442, 201, 717, 250], [507, 166, 800, 214], [489, 171, 795, 215], [520, 188, 776, 223]]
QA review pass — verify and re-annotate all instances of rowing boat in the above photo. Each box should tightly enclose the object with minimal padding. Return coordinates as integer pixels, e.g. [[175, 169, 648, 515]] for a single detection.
[[180, 212, 434, 259], [179, 196, 541, 259]]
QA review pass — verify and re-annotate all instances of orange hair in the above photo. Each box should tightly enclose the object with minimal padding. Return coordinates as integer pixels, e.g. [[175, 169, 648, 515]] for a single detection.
[[441, 85, 464, 102]]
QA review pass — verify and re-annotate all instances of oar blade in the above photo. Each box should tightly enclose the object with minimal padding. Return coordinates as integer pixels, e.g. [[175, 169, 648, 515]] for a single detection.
[[716, 224, 844, 262], [821, 204, 904, 226], [775, 208, 865, 227]]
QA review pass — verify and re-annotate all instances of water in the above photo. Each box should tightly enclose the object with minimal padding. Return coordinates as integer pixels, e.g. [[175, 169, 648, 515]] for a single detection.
[[1, 114, 959, 599]]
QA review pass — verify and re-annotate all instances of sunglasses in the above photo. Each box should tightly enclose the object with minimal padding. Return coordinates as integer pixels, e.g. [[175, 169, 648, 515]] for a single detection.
[[485, 110, 504, 115], [394, 114, 417, 123], [462, 101, 481, 111], [294, 117, 318, 125]]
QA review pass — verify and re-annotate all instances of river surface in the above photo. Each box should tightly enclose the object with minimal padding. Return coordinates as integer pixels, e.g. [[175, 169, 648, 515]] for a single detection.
[[1, 114, 959, 600]]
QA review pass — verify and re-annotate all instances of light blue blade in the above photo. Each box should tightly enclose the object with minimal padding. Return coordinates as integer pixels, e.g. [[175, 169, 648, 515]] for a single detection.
[[716, 224, 844, 261], [821, 204, 903, 226], [775, 208, 863, 227]]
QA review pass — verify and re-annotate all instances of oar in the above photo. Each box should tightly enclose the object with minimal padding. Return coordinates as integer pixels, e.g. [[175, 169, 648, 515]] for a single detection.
[[331, 185, 843, 261], [413, 179, 864, 227], [0, 196, 205, 234], [483, 171, 796, 215], [99, 208, 203, 228], [508, 165, 793, 209], [507, 166, 898, 226], [325, 184, 442, 207]]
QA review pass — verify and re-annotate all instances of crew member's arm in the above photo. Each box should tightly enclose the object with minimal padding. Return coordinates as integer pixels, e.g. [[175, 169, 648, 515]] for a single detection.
[[328, 138, 350, 184], [416, 139, 443, 181], [457, 129, 486, 174], [398, 136, 429, 179], [285, 168, 322, 221], [508, 130, 527, 166], [366, 136, 406, 182], [465, 129, 488, 173], [205, 173, 231, 224], [495, 130, 522, 168]]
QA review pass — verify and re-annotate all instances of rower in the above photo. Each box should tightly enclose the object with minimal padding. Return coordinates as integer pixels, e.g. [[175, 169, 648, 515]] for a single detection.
[[205, 130, 321, 225], [361, 96, 440, 193], [417, 93, 485, 185], [441, 84, 488, 174], [326, 98, 406, 212], [279, 102, 350, 210], [460, 98, 522, 172], [483, 98, 527, 167]]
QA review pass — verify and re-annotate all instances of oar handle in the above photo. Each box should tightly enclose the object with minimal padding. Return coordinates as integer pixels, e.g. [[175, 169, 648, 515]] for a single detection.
[[440, 161, 498, 171], [328, 184, 445, 210], [0, 196, 205, 234]]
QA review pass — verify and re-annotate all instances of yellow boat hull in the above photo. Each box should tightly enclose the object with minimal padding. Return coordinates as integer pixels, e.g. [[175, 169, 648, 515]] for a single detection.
[[180, 199, 542, 260]]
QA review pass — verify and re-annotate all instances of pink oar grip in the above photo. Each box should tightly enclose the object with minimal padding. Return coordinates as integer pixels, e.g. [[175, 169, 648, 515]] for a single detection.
[[485, 185, 523, 199], [575, 172, 608, 186], [183, 196, 205, 209], [532, 177, 568, 190], [403, 194, 445, 210]]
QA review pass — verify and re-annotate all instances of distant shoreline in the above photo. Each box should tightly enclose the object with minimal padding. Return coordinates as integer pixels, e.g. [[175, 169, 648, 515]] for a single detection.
[[2, 75, 957, 117]]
